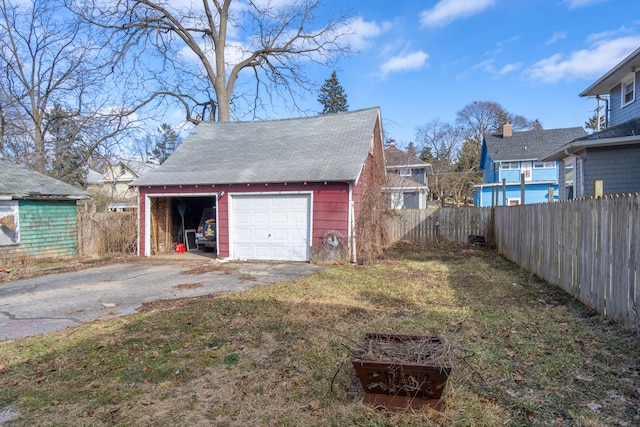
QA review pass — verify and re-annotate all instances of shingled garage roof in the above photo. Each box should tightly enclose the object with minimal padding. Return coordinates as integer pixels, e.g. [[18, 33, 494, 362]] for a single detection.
[[0, 159, 90, 200], [483, 127, 587, 162], [131, 107, 381, 187]]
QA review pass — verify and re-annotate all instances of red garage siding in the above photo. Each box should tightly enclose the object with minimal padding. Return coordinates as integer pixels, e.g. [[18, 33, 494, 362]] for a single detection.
[[138, 182, 351, 258]]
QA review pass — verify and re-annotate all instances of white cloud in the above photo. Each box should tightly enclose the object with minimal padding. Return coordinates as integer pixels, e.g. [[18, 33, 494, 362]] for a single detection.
[[380, 51, 429, 75], [461, 58, 521, 77], [343, 17, 393, 50], [525, 35, 640, 83], [563, 0, 608, 10], [420, 0, 495, 28], [546, 31, 567, 45], [499, 63, 522, 75]]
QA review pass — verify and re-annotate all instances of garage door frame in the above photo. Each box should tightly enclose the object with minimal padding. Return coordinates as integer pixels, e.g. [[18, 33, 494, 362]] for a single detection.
[[143, 192, 219, 256], [228, 191, 312, 261]]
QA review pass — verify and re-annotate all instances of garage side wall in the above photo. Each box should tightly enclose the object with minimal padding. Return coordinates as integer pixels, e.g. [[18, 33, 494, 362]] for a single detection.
[[138, 182, 350, 259]]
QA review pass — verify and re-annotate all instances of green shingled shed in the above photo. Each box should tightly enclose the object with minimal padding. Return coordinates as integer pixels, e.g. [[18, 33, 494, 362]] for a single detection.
[[0, 159, 90, 263]]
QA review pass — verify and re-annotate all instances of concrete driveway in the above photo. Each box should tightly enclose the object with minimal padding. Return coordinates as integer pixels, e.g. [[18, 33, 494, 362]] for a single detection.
[[0, 257, 322, 341]]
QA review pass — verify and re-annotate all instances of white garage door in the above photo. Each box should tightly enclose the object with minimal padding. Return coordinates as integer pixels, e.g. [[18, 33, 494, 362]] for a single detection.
[[231, 194, 311, 261]]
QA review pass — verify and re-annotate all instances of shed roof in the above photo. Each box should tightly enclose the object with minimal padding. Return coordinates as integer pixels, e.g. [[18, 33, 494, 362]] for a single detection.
[[483, 127, 587, 162], [131, 107, 382, 187], [0, 160, 90, 200]]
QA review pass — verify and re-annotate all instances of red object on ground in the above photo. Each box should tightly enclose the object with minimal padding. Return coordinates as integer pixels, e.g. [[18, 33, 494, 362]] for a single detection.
[[175, 243, 186, 253]]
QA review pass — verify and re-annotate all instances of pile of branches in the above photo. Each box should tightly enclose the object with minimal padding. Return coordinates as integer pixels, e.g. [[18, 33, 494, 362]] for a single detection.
[[345, 333, 457, 367]]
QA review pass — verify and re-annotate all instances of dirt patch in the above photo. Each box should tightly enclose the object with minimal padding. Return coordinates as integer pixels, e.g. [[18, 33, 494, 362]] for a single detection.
[[137, 293, 223, 313], [180, 263, 234, 275], [173, 283, 205, 290]]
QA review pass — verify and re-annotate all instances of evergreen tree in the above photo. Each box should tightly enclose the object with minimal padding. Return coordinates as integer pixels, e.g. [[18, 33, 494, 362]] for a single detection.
[[152, 124, 181, 163], [45, 104, 88, 187], [317, 71, 349, 114], [585, 112, 605, 133]]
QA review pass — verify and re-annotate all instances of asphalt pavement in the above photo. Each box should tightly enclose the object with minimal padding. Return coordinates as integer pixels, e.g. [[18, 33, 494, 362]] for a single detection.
[[0, 257, 322, 341]]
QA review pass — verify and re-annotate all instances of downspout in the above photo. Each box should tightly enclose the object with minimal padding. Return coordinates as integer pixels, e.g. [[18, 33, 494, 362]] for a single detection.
[[348, 182, 356, 264]]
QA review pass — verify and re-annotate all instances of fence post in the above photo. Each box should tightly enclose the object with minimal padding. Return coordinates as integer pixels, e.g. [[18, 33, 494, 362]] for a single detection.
[[594, 180, 604, 198], [520, 174, 525, 205], [502, 179, 506, 206], [548, 187, 554, 203]]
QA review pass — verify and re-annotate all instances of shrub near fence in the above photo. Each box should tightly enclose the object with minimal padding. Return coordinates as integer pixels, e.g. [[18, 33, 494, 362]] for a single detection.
[[385, 207, 493, 245], [495, 194, 640, 328]]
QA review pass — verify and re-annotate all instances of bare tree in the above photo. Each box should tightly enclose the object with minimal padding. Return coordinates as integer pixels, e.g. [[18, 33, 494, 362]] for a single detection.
[[68, 0, 354, 123], [416, 118, 463, 203], [0, 0, 142, 178]]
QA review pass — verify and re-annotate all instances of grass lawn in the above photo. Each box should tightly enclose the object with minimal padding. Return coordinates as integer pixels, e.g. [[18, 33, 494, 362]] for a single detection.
[[0, 243, 638, 426]]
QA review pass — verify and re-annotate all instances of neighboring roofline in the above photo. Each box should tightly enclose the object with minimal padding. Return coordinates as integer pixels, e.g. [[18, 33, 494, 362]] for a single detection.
[[580, 46, 640, 97], [490, 157, 540, 163], [383, 186, 428, 191], [474, 180, 558, 189], [386, 164, 430, 169], [541, 134, 640, 161], [3, 194, 90, 200]]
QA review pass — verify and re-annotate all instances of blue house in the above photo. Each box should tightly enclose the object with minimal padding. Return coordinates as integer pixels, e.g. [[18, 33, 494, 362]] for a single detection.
[[542, 46, 640, 199], [474, 123, 586, 207]]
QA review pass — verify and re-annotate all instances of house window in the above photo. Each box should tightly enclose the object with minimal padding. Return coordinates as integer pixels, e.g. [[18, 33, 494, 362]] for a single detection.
[[533, 161, 555, 169], [564, 158, 575, 200], [622, 74, 635, 107], [521, 162, 532, 181], [399, 168, 411, 176], [0, 201, 20, 246], [390, 191, 404, 209], [508, 199, 520, 206], [500, 161, 519, 170]]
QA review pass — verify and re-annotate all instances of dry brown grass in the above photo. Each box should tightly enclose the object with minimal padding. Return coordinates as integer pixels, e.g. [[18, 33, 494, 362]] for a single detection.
[[0, 243, 638, 426]]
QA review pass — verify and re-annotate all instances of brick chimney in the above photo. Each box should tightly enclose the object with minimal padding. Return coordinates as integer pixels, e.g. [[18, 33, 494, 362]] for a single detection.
[[503, 122, 512, 138]]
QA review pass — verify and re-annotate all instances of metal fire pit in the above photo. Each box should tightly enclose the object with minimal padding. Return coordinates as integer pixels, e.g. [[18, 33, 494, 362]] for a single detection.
[[351, 333, 452, 410]]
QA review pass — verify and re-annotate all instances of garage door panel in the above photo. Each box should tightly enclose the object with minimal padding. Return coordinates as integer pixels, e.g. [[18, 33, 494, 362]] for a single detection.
[[235, 229, 253, 241], [271, 212, 289, 224], [231, 194, 310, 261], [235, 212, 252, 224], [253, 228, 271, 241]]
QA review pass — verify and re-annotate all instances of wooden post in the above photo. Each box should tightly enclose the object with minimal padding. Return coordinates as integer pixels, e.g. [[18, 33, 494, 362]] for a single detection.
[[520, 173, 525, 205], [491, 185, 495, 207], [594, 180, 604, 198], [502, 179, 506, 206], [548, 187, 554, 203]]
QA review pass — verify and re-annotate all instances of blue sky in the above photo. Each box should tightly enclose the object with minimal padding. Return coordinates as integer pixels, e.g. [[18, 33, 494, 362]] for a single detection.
[[287, 0, 640, 148]]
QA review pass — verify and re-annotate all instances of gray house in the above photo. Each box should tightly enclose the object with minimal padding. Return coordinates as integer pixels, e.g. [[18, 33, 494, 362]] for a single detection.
[[543, 47, 640, 199], [0, 160, 90, 263], [384, 142, 432, 209]]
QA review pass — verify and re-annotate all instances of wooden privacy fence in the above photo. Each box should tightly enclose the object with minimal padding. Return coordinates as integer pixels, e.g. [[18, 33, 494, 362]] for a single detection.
[[495, 195, 639, 328], [78, 211, 137, 257], [385, 207, 493, 245]]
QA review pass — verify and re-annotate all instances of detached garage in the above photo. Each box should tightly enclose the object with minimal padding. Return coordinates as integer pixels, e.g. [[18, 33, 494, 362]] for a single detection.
[[130, 107, 386, 263]]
